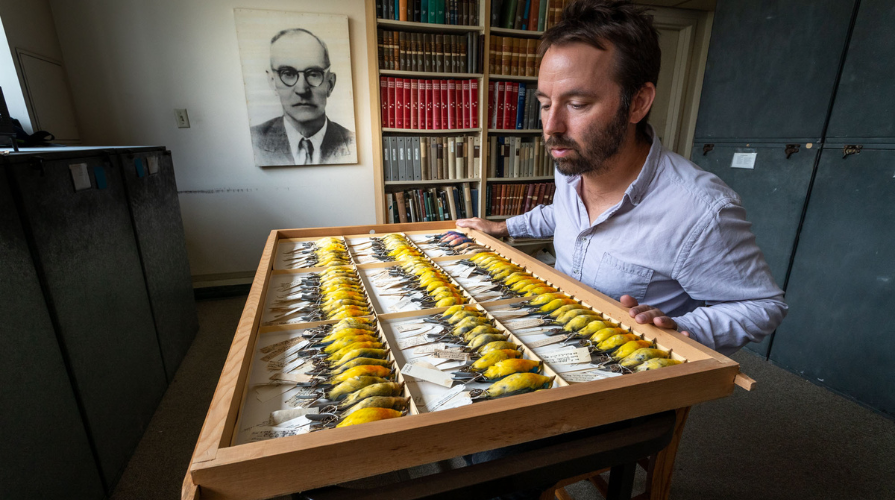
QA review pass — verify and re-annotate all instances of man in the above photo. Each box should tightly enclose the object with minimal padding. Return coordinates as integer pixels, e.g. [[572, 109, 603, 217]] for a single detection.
[[458, 0, 786, 355], [251, 28, 355, 166]]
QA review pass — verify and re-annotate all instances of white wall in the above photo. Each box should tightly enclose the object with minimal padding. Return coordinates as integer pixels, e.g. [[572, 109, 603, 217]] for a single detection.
[[49, 0, 377, 278], [0, 0, 65, 133]]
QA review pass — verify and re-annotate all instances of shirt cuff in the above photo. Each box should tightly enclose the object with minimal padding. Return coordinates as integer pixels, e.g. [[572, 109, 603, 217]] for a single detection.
[[672, 316, 716, 351], [505, 215, 530, 238]]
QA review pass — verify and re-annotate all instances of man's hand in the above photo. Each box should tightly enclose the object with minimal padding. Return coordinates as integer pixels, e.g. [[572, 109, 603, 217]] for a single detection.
[[456, 218, 509, 237], [620, 295, 690, 337]]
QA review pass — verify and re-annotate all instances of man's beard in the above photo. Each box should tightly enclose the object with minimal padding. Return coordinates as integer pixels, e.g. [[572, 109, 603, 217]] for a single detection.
[[546, 102, 630, 177]]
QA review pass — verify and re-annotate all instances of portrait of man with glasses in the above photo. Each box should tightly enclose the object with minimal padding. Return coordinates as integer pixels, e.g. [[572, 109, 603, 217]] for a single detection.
[[249, 27, 356, 166]]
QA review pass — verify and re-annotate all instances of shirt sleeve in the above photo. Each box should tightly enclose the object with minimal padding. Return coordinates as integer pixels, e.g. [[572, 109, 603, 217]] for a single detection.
[[505, 203, 556, 239], [671, 204, 788, 355]]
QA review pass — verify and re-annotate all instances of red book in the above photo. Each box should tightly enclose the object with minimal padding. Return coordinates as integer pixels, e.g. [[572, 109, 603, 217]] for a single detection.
[[410, 79, 418, 130], [470, 79, 479, 128], [425, 80, 433, 130], [524, 183, 536, 213], [380, 77, 388, 127], [417, 79, 425, 130], [395, 79, 405, 128], [461, 80, 471, 128], [403, 78, 411, 129], [440, 80, 449, 129], [431, 80, 440, 130], [547, 184, 556, 204], [529, 0, 541, 31], [501, 82, 514, 130], [496, 82, 506, 129], [387, 77, 396, 128], [446, 80, 457, 129], [509, 83, 519, 129], [535, 183, 545, 206], [487, 81, 494, 129]]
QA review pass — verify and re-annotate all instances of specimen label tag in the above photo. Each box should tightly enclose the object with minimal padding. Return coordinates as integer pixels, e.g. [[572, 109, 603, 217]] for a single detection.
[[539, 347, 591, 365], [398, 334, 432, 350], [528, 336, 566, 348], [434, 349, 471, 361], [561, 370, 622, 383], [414, 342, 448, 355], [428, 383, 467, 411], [401, 363, 454, 387], [439, 393, 473, 410]]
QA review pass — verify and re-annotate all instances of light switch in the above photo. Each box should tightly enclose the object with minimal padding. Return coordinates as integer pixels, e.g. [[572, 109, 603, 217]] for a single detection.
[[175, 109, 190, 128]]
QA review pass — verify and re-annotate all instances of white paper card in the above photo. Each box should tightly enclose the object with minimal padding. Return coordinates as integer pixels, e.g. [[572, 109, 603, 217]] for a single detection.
[[69, 163, 91, 191], [428, 384, 467, 411], [439, 393, 473, 410], [401, 363, 455, 387], [731, 152, 757, 169], [561, 370, 623, 383], [147, 156, 160, 174], [528, 336, 567, 348], [539, 347, 592, 365], [270, 407, 319, 425]]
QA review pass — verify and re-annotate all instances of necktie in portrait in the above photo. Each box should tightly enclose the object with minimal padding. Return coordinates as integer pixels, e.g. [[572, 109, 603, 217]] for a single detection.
[[297, 137, 313, 165]]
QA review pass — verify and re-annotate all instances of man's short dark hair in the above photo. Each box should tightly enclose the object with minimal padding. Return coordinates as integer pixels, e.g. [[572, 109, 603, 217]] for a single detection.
[[540, 0, 660, 139], [270, 28, 331, 68]]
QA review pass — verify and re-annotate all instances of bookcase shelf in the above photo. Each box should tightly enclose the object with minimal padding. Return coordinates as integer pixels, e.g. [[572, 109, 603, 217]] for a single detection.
[[489, 74, 538, 82], [489, 128, 543, 133], [380, 70, 484, 79], [490, 27, 544, 37], [488, 175, 554, 182], [385, 178, 481, 186], [383, 128, 481, 134], [369, 1, 562, 225], [377, 19, 484, 33]]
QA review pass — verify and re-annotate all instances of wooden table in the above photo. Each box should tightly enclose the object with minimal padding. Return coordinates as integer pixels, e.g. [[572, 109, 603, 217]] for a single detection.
[[182, 222, 753, 500]]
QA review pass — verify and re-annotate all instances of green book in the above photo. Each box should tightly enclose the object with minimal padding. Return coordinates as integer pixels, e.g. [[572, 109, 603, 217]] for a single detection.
[[502, 0, 518, 29], [538, 0, 548, 31], [421, 0, 428, 22]]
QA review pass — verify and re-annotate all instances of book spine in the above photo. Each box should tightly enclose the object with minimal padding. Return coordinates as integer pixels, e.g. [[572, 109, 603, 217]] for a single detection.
[[470, 79, 479, 129], [380, 77, 388, 127], [440, 80, 449, 130], [395, 79, 405, 129], [516, 83, 526, 129], [462, 80, 471, 129], [387, 77, 396, 128]]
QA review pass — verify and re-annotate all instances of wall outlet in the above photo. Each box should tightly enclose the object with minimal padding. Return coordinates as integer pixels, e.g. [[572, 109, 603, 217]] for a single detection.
[[174, 109, 190, 128]]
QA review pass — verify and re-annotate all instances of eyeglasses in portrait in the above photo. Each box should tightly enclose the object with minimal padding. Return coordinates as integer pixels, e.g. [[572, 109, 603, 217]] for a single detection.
[[235, 9, 358, 167]]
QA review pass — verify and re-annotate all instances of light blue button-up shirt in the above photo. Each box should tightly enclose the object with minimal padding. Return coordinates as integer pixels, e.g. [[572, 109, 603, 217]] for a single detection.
[[506, 131, 787, 355]]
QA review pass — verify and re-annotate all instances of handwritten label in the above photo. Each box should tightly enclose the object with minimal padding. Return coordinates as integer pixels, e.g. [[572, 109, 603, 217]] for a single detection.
[[561, 370, 622, 383], [270, 407, 318, 425], [390, 297, 414, 312], [397, 321, 429, 333], [428, 383, 467, 411], [260, 336, 305, 354], [439, 393, 473, 410], [401, 363, 455, 387], [434, 349, 471, 361], [414, 342, 447, 355], [502, 318, 545, 330], [285, 387, 319, 408], [528, 336, 567, 348], [270, 371, 311, 383], [539, 347, 592, 365], [281, 357, 310, 374], [398, 334, 432, 350]]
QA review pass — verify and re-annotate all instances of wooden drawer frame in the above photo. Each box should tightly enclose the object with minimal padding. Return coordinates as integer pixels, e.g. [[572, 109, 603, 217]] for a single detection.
[[183, 221, 744, 500]]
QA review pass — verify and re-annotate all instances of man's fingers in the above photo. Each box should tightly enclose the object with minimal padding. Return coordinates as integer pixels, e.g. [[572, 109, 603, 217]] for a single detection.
[[633, 309, 666, 324], [629, 304, 654, 316], [619, 295, 639, 308], [652, 316, 677, 329], [680, 331, 691, 338]]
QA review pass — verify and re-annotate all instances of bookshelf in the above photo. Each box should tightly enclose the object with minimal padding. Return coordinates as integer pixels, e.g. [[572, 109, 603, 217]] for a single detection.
[[369, 0, 563, 225]]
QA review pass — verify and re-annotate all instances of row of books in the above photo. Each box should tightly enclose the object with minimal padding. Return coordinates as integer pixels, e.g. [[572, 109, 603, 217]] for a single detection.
[[376, 0, 480, 26], [490, 0, 567, 31], [383, 135, 482, 182], [489, 36, 540, 77], [379, 77, 480, 130], [489, 136, 553, 178], [488, 81, 541, 130], [486, 182, 555, 217], [378, 31, 483, 74], [388, 184, 479, 224]]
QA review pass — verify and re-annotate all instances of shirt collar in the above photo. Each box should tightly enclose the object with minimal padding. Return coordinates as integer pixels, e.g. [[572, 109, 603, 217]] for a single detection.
[[624, 125, 662, 206], [283, 116, 328, 164]]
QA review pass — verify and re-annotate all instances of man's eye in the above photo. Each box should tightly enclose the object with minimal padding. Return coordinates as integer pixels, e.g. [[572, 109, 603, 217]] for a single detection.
[[569, 103, 585, 109], [279, 68, 298, 78]]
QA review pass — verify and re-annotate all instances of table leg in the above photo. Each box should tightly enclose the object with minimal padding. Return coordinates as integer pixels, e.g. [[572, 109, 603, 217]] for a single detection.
[[606, 462, 636, 500], [646, 407, 691, 500]]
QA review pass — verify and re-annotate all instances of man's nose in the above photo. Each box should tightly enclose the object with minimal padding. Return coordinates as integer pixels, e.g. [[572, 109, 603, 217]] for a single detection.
[[541, 106, 565, 137], [293, 74, 311, 93]]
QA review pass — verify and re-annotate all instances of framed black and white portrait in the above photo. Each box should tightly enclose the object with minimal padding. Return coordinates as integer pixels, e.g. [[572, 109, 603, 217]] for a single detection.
[[235, 9, 357, 167]]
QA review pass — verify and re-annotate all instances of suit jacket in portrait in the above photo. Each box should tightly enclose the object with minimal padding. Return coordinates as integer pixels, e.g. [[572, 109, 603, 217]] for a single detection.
[[250, 116, 355, 166]]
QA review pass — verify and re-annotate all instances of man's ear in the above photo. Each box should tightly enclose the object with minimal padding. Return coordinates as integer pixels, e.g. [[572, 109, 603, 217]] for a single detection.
[[326, 72, 337, 97], [266, 70, 278, 91], [629, 82, 656, 125]]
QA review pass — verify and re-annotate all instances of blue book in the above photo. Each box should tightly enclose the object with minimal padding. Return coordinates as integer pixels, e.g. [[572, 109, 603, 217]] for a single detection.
[[516, 84, 526, 129], [521, 0, 531, 30], [394, 0, 400, 20], [471, 188, 479, 217]]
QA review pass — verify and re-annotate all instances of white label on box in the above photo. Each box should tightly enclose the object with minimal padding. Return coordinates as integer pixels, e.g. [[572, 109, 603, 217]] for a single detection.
[[401, 363, 455, 387], [428, 383, 467, 411], [528, 336, 567, 348], [396, 321, 429, 333], [439, 393, 473, 410], [560, 369, 622, 383], [147, 156, 159, 174], [731, 152, 757, 169], [414, 342, 448, 355], [539, 347, 592, 365], [398, 334, 432, 350], [69, 163, 91, 191], [270, 407, 318, 425], [434, 349, 471, 361]]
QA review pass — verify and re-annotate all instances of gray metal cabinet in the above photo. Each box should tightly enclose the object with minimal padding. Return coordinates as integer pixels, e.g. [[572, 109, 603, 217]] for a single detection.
[[770, 147, 895, 416], [118, 150, 198, 381], [7, 152, 168, 487], [694, 0, 855, 142], [0, 170, 105, 500], [826, 0, 895, 141], [690, 142, 815, 356]]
